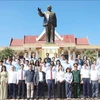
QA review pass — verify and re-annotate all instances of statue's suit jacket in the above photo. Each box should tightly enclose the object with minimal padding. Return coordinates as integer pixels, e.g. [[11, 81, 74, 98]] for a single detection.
[[38, 11, 57, 27]]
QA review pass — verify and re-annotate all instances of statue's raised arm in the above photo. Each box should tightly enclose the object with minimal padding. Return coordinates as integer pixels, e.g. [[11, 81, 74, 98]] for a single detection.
[[38, 7, 44, 17]]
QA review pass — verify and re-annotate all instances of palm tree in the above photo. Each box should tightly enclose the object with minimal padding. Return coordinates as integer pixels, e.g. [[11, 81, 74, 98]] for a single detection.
[[0, 47, 15, 60], [84, 50, 96, 62]]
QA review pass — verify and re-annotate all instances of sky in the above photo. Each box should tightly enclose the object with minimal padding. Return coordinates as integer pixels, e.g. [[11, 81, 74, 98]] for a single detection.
[[0, 0, 100, 46]]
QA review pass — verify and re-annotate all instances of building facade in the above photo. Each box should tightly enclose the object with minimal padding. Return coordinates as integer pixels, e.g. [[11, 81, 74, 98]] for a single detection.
[[0, 30, 100, 60]]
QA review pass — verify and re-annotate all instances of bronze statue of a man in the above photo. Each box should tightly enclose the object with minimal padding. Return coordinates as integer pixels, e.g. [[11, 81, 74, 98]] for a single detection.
[[38, 5, 57, 43]]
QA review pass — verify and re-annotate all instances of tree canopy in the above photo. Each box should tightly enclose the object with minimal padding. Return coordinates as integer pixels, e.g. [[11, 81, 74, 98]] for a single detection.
[[0, 47, 15, 60]]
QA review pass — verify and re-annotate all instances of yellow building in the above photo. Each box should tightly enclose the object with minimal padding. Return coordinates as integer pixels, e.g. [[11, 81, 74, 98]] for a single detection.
[[0, 30, 100, 60]]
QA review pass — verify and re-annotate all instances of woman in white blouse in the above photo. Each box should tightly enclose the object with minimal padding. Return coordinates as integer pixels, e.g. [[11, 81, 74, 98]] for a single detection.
[[65, 67, 73, 99], [56, 65, 65, 99]]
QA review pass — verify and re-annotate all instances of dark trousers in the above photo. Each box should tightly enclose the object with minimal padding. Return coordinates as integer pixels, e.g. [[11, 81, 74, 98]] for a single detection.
[[45, 24, 55, 43], [18, 80, 25, 98], [9, 83, 16, 98], [83, 78, 90, 97], [73, 83, 80, 98], [36, 82, 44, 97], [47, 79, 55, 98], [57, 81, 65, 99]]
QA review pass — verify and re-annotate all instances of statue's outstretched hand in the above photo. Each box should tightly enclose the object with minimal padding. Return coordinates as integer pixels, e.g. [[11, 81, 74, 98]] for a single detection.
[[38, 7, 41, 11]]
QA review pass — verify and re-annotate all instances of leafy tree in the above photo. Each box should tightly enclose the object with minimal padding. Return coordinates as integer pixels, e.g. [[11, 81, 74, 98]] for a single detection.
[[84, 50, 96, 62], [0, 47, 15, 60]]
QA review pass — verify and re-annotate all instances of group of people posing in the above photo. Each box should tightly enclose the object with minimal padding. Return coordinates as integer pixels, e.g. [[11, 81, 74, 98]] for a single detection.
[[0, 52, 100, 100]]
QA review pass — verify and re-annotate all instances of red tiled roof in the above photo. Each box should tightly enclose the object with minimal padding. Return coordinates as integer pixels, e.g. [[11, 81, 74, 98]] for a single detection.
[[75, 38, 89, 45], [10, 39, 23, 46], [10, 34, 89, 46], [24, 36, 37, 44], [61, 35, 75, 43]]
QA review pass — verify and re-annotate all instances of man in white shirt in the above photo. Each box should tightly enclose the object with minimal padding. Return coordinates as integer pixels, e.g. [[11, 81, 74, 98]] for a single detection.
[[24, 52, 30, 61], [69, 55, 75, 69], [20, 58, 25, 65], [97, 56, 100, 66], [54, 53, 59, 62], [8, 65, 17, 99], [12, 56, 17, 65], [62, 58, 71, 71], [90, 65, 99, 98], [31, 53, 37, 63], [81, 63, 90, 98], [6, 59, 14, 72], [24, 60, 29, 71], [42, 62, 48, 73], [92, 60, 100, 70], [46, 64, 56, 99], [17, 64, 26, 99], [60, 54, 66, 67], [3, 58, 8, 66]]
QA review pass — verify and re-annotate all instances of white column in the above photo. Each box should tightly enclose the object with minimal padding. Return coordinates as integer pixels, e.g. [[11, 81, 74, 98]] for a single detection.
[[61, 50, 64, 54], [68, 49, 70, 61], [28, 49, 31, 59], [73, 51, 76, 60], [36, 50, 38, 59], [81, 51, 84, 59]]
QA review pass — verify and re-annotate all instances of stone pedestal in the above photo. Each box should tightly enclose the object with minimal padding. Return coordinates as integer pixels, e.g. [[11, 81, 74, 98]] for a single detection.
[[42, 43, 59, 60]]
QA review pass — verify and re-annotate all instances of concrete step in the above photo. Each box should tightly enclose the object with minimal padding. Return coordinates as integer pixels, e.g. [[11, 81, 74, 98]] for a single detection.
[[7, 98, 100, 100]]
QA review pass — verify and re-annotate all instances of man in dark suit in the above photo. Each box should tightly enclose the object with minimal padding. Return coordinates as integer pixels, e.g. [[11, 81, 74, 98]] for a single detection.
[[34, 67, 46, 99], [38, 5, 57, 43], [44, 53, 51, 63], [77, 55, 83, 67]]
